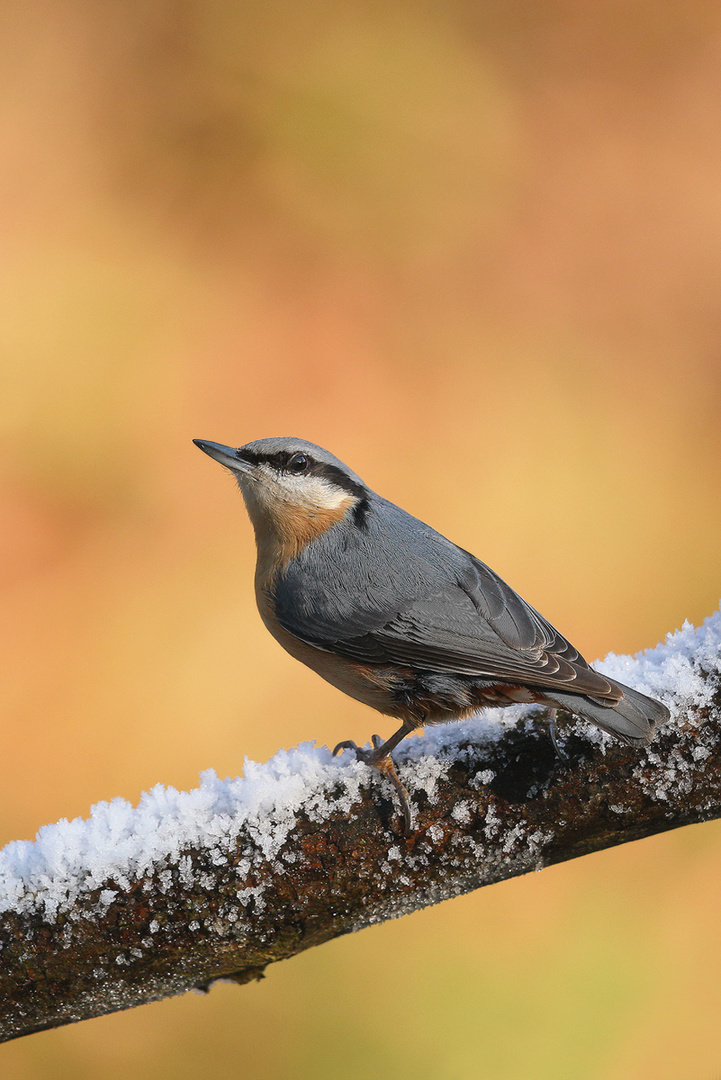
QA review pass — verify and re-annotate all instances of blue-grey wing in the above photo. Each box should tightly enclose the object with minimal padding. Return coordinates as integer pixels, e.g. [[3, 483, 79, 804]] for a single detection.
[[274, 518, 620, 701], [339, 570, 618, 699]]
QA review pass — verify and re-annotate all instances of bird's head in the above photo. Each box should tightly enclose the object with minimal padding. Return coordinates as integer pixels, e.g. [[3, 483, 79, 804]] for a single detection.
[[194, 436, 370, 563]]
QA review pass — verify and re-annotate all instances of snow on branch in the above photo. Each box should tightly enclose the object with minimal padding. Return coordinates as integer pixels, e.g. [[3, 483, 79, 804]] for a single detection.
[[1, 608, 720, 1042]]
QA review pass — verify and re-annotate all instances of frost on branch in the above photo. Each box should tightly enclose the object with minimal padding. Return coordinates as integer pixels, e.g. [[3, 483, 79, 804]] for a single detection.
[[1, 607, 720, 1041]]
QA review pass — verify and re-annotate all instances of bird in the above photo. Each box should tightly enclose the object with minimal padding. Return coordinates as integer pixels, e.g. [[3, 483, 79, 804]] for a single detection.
[[194, 436, 669, 834]]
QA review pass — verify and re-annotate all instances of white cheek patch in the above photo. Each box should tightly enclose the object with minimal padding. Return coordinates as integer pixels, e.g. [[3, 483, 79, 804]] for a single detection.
[[274, 473, 351, 510], [242, 464, 355, 518]]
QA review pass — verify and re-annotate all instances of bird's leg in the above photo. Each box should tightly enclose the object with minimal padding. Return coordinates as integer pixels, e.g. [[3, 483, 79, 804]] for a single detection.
[[333, 722, 414, 836], [548, 708, 568, 762]]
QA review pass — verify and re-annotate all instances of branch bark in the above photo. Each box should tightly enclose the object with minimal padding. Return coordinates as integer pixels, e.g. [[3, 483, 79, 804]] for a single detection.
[[1, 613, 719, 1042]]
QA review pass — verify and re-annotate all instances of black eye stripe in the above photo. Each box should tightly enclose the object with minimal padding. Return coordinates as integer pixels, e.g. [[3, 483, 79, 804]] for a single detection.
[[236, 448, 366, 498], [313, 462, 365, 499]]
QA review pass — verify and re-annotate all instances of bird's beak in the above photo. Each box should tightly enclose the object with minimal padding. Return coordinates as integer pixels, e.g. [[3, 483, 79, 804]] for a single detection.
[[193, 440, 255, 477]]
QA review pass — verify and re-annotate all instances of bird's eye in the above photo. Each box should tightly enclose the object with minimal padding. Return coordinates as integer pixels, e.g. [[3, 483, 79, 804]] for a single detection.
[[287, 452, 309, 474]]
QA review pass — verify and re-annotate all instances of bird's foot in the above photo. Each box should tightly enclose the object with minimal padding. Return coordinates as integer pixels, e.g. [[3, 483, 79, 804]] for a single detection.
[[333, 735, 413, 837], [548, 709, 569, 763]]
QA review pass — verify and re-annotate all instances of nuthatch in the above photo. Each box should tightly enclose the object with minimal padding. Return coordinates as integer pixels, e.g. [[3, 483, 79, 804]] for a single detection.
[[195, 436, 669, 834]]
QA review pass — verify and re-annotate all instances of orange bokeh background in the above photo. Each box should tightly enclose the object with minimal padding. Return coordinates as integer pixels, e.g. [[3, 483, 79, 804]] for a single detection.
[[1, 3, 720, 1078]]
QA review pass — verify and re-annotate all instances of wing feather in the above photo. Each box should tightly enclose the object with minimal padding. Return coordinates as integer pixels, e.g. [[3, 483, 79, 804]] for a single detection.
[[276, 544, 620, 702]]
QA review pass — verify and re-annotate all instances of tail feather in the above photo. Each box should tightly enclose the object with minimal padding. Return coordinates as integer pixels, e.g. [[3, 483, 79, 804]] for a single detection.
[[547, 679, 669, 747]]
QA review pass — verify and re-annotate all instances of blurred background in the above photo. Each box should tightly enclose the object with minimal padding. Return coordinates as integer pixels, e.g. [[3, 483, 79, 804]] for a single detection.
[[1, 1, 720, 1077]]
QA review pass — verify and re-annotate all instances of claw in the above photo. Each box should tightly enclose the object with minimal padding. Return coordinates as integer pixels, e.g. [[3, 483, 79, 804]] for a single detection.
[[332, 735, 413, 837], [374, 755, 413, 837], [548, 709, 569, 762], [333, 740, 360, 757]]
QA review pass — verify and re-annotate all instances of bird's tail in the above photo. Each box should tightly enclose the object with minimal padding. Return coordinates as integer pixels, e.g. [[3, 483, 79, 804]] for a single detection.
[[548, 680, 669, 747]]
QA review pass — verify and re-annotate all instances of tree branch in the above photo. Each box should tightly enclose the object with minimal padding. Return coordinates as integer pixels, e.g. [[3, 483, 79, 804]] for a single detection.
[[1, 609, 719, 1042]]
